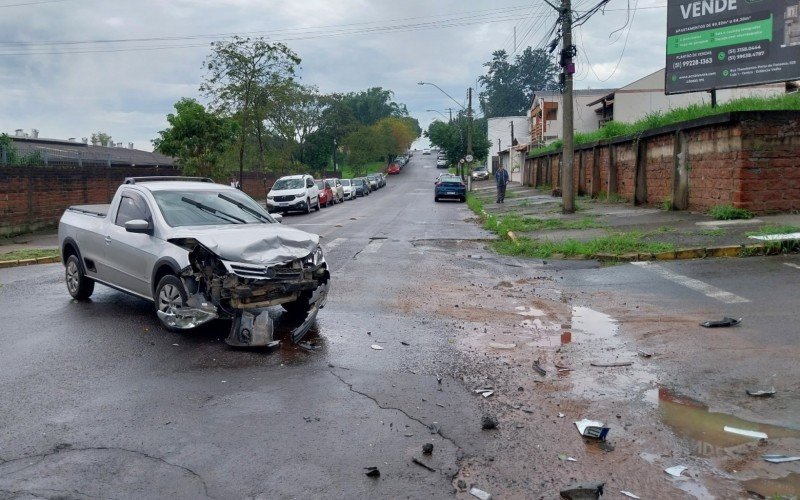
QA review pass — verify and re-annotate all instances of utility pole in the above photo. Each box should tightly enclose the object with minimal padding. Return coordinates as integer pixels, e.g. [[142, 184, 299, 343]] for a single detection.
[[510, 120, 515, 145], [332, 137, 337, 173], [560, 0, 576, 214], [498, 139, 501, 153], [466, 87, 473, 180], [448, 108, 453, 123], [514, 26, 517, 52]]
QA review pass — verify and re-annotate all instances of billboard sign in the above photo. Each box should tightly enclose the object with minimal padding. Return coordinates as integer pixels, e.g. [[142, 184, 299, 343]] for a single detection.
[[665, 0, 800, 94]]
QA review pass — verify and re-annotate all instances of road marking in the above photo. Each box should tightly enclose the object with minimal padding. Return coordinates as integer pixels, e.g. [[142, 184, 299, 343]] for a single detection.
[[631, 261, 750, 304], [324, 238, 347, 251], [362, 239, 385, 254], [784, 262, 800, 270]]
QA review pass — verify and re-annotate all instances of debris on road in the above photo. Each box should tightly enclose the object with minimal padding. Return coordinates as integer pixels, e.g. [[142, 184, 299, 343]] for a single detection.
[[412, 457, 436, 472], [364, 466, 380, 478], [555, 363, 573, 372], [558, 412, 566, 418], [474, 387, 494, 398], [590, 361, 633, 368], [724, 426, 768, 439], [297, 341, 320, 351], [664, 465, 688, 477], [469, 487, 492, 500], [637, 350, 653, 358], [436, 372, 442, 384], [422, 443, 433, 455], [700, 316, 742, 328], [400, 341, 410, 346], [620, 490, 641, 499], [762, 454, 800, 463], [559, 481, 605, 499], [428, 422, 441, 434], [488, 342, 516, 349], [370, 344, 384, 350], [533, 360, 547, 376], [746, 388, 776, 397], [558, 454, 577, 462], [574, 419, 610, 440], [482, 416, 498, 430]]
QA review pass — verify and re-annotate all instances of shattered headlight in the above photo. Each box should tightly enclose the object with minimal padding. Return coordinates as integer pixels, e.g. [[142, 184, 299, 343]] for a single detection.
[[305, 245, 324, 267]]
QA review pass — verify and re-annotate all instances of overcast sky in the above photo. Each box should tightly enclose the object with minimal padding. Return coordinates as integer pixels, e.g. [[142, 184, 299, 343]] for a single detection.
[[1, 0, 667, 150]]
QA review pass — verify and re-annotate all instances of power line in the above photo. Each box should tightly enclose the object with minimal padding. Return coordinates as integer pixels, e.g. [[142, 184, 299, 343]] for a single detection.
[[0, 0, 68, 7]]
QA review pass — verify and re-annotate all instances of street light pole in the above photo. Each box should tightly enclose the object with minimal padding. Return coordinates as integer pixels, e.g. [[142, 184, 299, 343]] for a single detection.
[[417, 82, 466, 111], [560, 0, 575, 214], [426, 109, 449, 121]]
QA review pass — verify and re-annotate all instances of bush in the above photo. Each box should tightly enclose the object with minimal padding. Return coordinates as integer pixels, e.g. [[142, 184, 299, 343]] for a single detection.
[[710, 204, 754, 220]]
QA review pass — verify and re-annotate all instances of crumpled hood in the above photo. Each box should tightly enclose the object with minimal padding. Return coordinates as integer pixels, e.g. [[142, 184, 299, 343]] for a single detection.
[[169, 223, 320, 266]]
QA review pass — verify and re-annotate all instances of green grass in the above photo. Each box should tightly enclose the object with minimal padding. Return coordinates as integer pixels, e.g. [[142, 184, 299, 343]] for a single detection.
[[0, 248, 59, 261], [745, 224, 800, 236], [710, 204, 754, 220], [466, 193, 484, 214], [484, 214, 604, 234], [699, 228, 727, 237], [529, 93, 800, 157], [492, 231, 673, 259], [597, 190, 629, 204], [339, 161, 384, 178], [661, 199, 673, 211]]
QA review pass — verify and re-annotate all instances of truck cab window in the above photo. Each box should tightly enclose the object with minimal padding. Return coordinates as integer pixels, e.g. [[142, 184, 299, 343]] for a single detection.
[[116, 194, 151, 226]]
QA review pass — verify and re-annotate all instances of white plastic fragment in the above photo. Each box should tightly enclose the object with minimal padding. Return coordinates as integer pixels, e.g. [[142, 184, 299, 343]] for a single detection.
[[724, 426, 768, 440], [469, 487, 492, 500], [665, 465, 688, 477], [620, 491, 641, 499], [370, 345, 384, 350], [488, 342, 516, 349], [574, 419, 610, 440], [762, 454, 800, 463]]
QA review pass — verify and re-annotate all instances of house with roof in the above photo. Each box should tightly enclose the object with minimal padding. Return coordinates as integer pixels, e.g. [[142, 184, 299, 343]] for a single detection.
[[529, 89, 615, 146]]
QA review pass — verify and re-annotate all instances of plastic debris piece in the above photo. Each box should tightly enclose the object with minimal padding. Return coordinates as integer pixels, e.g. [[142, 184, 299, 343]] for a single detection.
[[700, 316, 741, 328], [559, 481, 605, 499], [364, 466, 380, 478], [297, 341, 320, 351], [558, 412, 566, 418], [422, 443, 433, 455], [637, 350, 653, 358], [481, 390, 494, 398], [590, 361, 633, 368], [400, 341, 410, 346], [469, 487, 492, 500], [664, 465, 687, 477], [620, 491, 641, 499], [746, 388, 776, 397], [488, 342, 516, 349], [533, 361, 547, 376], [558, 454, 577, 462], [482, 416, 498, 430], [574, 419, 610, 440], [435, 372, 442, 384], [762, 454, 800, 463], [428, 422, 441, 434], [370, 344, 384, 350], [412, 457, 436, 472], [724, 426, 768, 439]]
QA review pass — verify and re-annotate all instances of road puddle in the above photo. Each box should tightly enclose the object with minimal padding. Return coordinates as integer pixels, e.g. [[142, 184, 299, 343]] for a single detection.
[[658, 387, 800, 457], [743, 473, 800, 498], [571, 306, 618, 343]]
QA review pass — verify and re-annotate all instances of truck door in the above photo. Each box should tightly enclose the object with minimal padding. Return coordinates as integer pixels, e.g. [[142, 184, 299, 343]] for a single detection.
[[105, 190, 161, 298]]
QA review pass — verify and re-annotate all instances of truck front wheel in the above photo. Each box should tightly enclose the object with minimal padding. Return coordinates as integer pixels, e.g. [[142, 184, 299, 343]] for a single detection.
[[65, 254, 94, 300], [155, 275, 187, 331]]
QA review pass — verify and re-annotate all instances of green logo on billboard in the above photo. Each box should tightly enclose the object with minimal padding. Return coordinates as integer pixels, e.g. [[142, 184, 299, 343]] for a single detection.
[[723, 69, 730, 76], [671, 75, 677, 82], [717, 51, 726, 61]]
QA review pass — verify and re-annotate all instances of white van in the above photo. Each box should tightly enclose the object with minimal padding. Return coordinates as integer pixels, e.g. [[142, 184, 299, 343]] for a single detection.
[[266, 174, 320, 214]]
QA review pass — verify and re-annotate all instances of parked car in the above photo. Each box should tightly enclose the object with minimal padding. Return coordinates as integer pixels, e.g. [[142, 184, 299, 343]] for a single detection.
[[471, 166, 490, 181], [267, 174, 320, 214], [376, 173, 386, 187], [58, 176, 330, 346], [366, 174, 379, 191], [387, 164, 401, 175], [436, 158, 448, 168], [340, 178, 356, 200], [325, 178, 344, 203], [314, 179, 334, 207], [423, 149, 431, 155], [352, 178, 369, 197], [434, 174, 466, 202]]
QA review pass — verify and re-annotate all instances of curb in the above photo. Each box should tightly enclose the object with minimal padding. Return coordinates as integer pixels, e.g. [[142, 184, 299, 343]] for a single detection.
[[592, 240, 798, 263], [0, 255, 60, 269]]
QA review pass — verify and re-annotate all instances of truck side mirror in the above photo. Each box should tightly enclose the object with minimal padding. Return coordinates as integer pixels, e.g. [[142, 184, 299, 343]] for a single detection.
[[125, 219, 153, 234]]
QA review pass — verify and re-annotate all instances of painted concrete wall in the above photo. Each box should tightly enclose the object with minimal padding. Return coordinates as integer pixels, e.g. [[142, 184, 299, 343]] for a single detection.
[[487, 116, 529, 170]]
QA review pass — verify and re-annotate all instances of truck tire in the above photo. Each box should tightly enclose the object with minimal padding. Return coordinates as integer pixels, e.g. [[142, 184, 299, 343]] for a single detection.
[[65, 254, 94, 300], [155, 274, 187, 331]]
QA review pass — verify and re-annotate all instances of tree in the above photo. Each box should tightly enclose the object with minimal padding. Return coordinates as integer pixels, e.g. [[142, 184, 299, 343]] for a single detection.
[[342, 126, 379, 177], [91, 132, 112, 146], [339, 87, 407, 126], [478, 48, 559, 118], [152, 98, 238, 178], [201, 36, 300, 181], [0, 134, 42, 166], [261, 82, 327, 171], [425, 115, 490, 167]]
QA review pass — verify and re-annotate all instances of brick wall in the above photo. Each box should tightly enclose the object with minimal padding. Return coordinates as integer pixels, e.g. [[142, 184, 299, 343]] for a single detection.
[[0, 166, 279, 237], [524, 111, 800, 214]]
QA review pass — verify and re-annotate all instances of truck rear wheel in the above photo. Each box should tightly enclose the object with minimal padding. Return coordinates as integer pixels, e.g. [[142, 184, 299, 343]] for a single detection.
[[65, 254, 94, 300]]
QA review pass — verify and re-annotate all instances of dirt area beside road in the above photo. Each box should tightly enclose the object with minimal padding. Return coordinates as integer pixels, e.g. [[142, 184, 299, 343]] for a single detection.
[[398, 241, 799, 499]]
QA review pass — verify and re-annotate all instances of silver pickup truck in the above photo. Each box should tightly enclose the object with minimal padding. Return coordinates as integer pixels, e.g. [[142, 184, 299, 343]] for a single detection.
[[58, 176, 329, 346]]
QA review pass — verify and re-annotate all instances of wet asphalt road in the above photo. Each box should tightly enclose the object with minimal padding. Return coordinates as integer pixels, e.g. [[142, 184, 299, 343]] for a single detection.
[[2, 155, 800, 498]]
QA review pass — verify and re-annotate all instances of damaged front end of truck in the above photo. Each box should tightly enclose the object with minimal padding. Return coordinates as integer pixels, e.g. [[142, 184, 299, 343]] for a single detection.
[[161, 234, 329, 347]]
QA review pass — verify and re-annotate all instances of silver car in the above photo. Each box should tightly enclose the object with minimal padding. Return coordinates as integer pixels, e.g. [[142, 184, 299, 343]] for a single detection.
[[325, 178, 344, 203]]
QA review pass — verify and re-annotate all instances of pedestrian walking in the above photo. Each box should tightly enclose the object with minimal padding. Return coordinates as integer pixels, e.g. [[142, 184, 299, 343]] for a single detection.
[[495, 164, 509, 203]]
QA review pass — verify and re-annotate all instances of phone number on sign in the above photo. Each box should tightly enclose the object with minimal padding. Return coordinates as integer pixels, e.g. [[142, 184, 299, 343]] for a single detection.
[[672, 57, 713, 69]]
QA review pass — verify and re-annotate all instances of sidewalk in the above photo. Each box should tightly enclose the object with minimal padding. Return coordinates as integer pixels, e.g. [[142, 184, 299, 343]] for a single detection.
[[470, 181, 800, 260]]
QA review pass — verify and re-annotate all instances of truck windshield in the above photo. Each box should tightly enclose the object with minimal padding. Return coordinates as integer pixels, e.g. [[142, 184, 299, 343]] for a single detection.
[[152, 189, 275, 227]]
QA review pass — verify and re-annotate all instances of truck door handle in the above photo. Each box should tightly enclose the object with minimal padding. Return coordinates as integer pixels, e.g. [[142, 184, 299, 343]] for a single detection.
[[105, 236, 112, 244]]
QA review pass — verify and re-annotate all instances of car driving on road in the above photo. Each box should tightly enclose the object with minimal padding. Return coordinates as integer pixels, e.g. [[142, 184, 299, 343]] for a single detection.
[[471, 166, 490, 180]]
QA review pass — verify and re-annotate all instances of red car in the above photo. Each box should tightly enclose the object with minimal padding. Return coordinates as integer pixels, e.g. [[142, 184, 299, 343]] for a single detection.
[[387, 163, 401, 175], [315, 179, 334, 207]]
